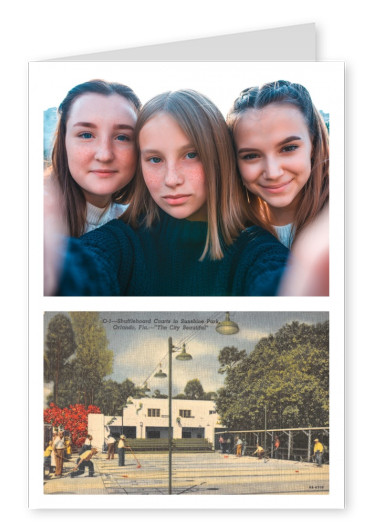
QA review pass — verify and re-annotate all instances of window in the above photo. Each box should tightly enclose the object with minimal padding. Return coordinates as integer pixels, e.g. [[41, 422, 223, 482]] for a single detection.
[[179, 410, 192, 418], [147, 409, 160, 417]]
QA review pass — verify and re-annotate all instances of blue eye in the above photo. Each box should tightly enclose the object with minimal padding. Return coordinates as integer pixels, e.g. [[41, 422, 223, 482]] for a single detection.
[[186, 152, 197, 159], [149, 156, 162, 164], [241, 153, 259, 160], [116, 134, 130, 142], [79, 132, 93, 139], [282, 144, 298, 152]]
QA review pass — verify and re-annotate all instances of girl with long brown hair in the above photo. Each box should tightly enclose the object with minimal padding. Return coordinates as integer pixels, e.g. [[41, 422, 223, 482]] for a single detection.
[[227, 80, 329, 249], [49, 79, 141, 237]]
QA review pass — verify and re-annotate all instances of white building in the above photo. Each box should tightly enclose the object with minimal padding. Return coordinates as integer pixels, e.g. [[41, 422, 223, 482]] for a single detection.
[[88, 397, 223, 450]]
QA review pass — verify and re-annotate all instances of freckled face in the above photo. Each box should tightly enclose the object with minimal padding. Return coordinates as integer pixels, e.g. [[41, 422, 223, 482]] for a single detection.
[[65, 93, 138, 208], [234, 104, 312, 225], [139, 113, 207, 221]]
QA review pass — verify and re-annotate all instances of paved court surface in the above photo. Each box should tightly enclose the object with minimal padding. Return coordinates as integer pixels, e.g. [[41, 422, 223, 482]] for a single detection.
[[44, 452, 329, 495]]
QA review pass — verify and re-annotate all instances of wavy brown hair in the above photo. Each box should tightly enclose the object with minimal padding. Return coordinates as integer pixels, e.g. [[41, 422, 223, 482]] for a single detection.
[[122, 89, 251, 260], [50, 79, 141, 237], [227, 80, 329, 245]]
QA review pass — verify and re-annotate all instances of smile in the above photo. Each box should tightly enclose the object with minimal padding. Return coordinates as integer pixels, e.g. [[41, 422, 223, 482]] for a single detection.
[[163, 194, 191, 205], [260, 180, 293, 193]]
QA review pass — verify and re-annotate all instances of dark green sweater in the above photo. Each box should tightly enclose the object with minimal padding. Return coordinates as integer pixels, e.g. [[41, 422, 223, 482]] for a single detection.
[[58, 212, 289, 296]]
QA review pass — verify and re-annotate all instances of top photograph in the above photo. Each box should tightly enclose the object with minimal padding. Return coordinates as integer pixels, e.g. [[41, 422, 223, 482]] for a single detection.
[[33, 62, 343, 296]]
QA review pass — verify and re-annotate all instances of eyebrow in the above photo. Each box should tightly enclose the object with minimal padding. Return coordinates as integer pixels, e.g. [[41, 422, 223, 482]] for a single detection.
[[237, 135, 302, 154], [72, 121, 134, 130], [141, 144, 195, 155], [276, 135, 302, 147]]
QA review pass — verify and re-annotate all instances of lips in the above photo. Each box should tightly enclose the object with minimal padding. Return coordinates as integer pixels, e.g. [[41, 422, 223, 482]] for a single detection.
[[91, 169, 118, 178], [163, 194, 191, 205], [260, 180, 293, 193]]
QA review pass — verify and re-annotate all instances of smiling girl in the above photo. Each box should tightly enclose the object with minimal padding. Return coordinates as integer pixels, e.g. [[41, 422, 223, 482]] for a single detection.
[[49, 79, 141, 237], [48, 89, 288, 296], [227, 80, 329, 248]]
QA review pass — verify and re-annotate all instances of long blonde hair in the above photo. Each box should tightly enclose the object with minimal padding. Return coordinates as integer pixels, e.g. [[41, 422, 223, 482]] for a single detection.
[[123, 89, 251, 260]]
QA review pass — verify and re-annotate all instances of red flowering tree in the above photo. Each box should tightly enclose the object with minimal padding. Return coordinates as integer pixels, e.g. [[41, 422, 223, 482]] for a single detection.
[[44, 403, 101, 447]]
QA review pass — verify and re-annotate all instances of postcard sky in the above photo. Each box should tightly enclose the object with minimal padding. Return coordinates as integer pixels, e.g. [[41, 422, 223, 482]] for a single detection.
[[44, 311, 328, 403]]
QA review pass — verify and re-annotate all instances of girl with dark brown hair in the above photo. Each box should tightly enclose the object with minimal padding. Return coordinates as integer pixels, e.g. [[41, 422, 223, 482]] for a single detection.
[[227, 80, 329, 249]]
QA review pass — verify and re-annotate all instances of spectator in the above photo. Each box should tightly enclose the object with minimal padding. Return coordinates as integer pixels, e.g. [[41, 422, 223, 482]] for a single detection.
[[53, 431, 65, 477], [236, 437, 243, 457], [274, 436, 280, 459], [118, 435, 126, 466], [44, 440, 53, 476], [313, 438, 324, 467], [106, 433, 116, 460]]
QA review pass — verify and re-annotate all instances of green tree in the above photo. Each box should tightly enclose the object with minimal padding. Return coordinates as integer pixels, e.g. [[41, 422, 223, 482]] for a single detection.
[[44, 314, 76, 405], [184, 379, 204, 399], [152, 389, 168, 399], [215, 321, 329, 430], [95, 380, 122, 415], [203, 391, 218, 400], [218, 346, 247, 374], [68, 312, 114, 407], [119, 378, 137, 405]]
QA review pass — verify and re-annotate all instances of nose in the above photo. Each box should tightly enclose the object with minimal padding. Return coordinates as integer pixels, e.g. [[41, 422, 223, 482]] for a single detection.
[[164, 161, 183, 187], [264, 156, 284, 180], [94, 136, 114, 162]]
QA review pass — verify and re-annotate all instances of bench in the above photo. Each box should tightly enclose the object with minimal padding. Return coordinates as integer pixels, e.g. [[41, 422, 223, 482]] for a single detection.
[[124, 438, 214, 453]]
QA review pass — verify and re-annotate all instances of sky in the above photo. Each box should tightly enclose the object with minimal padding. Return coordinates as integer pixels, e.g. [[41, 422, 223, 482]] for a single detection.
[[44, 311, 328, 400], [35, 61, 337, 118]]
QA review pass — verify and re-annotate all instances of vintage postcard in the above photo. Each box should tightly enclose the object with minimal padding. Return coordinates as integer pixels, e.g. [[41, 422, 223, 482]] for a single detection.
[[30, 309, 343, 509]]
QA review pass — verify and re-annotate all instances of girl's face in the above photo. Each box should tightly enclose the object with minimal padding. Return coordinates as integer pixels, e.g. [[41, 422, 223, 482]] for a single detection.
[[139, 112, 207, 221], [234, 103, 312, 225], [65, 93, 138, 208]]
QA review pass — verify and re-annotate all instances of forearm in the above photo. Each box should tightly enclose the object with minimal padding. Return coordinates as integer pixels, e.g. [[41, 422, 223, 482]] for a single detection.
[[57, 222, 132, 296]]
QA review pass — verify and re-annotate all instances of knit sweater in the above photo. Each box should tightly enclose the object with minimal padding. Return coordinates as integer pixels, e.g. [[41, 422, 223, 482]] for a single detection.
[[58, 211, 289, 296]]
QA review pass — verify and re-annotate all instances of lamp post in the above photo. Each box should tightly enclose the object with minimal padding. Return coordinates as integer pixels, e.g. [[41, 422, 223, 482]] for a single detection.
[[154, 339, 192, 494], [154, 313, 239, 495]]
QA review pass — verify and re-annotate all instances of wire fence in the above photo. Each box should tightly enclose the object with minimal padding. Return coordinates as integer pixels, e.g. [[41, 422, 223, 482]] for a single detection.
[[214, 426, 329, 463]]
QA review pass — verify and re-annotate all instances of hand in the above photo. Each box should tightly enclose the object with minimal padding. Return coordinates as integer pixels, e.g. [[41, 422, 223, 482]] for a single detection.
[[44, 174, 68, 295], [279, 207, 329, 296]]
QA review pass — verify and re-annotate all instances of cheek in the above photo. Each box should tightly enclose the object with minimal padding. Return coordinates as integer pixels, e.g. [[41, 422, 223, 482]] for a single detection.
[[141, 164, 163, 193], [66, 142, 91, 171], [296, 152, 312, 182], [119, 147, 137, 173], [238, 162, 258, 185], [181, 163, 206, 187]]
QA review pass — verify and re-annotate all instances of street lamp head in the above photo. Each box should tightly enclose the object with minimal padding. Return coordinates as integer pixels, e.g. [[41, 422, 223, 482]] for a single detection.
[[154, 368, 167, 378], [215, 312, 239, 335], [175, 343, 192, 361]]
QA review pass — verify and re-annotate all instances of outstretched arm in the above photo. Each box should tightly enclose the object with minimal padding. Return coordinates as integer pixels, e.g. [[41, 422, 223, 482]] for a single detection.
[[279, 207, 329, 296]]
